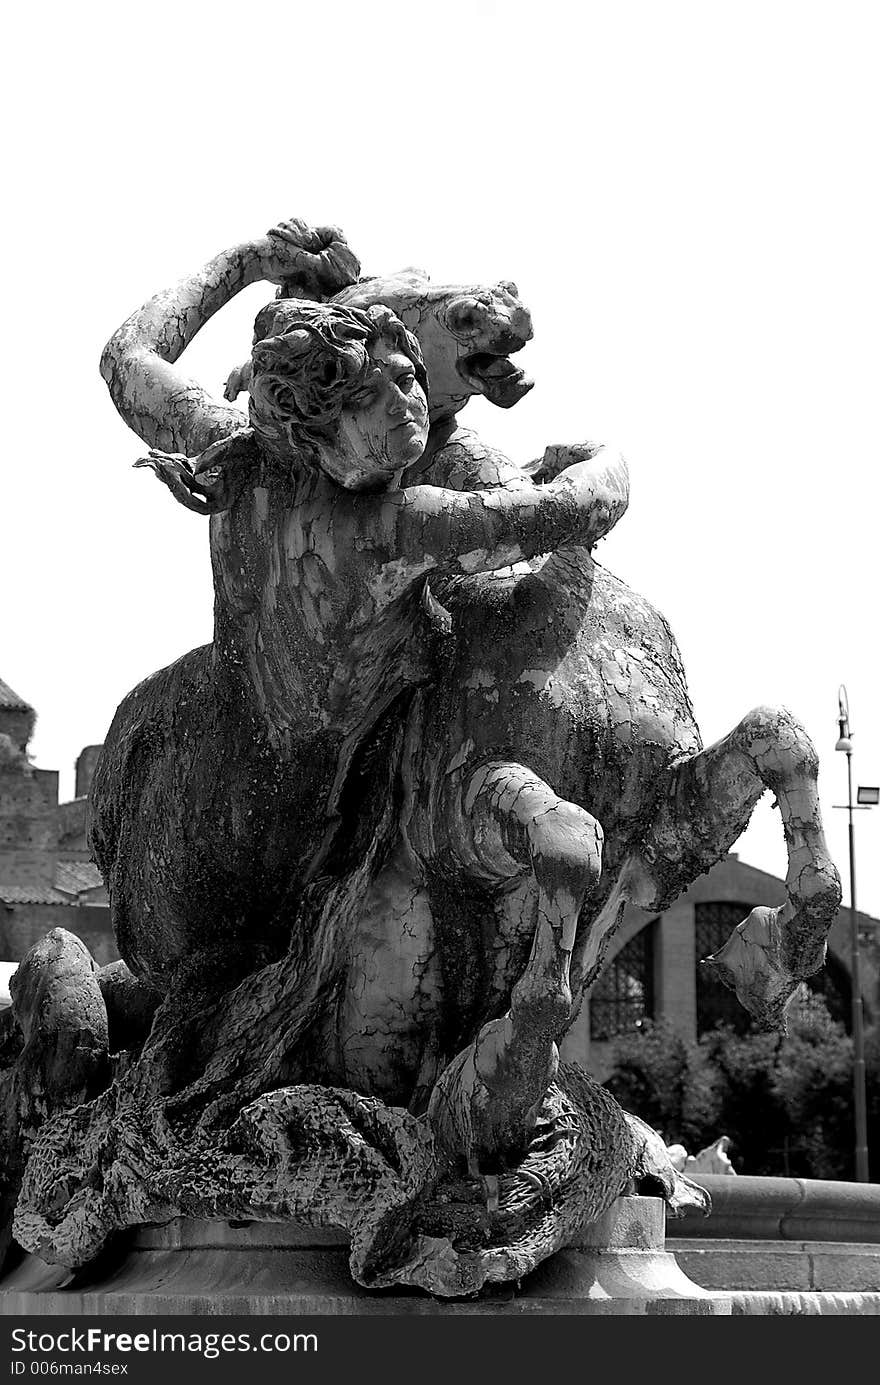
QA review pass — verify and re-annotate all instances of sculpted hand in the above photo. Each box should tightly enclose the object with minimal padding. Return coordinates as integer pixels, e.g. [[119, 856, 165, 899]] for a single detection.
[[256, 218, 361, 298], [133, 431, 257, 515], [134, 450, 212, 514], [529, 442, 605, 483]]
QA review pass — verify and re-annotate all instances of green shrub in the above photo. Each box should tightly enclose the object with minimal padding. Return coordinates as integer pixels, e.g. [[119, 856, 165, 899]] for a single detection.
[[773, 1003, 857, 1178], [696, 1024, 787, 1174], [603, 1020, 720, 1150], [603, 1002, 879, 1178]]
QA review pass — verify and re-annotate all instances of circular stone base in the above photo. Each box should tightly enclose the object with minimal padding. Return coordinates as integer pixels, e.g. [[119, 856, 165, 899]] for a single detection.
[[0, 1197, 730, 1316]]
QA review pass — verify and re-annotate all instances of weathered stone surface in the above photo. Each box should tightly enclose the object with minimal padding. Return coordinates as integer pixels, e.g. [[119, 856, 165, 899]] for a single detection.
[[674, 1239, 880, 1293], [668, 1173, 880, 1310], [730, 1290, 880, 1316], [669, 1173, 880, 1244], [0, 219, 842, 1299], [12, 1054, 707, 1298], [0, 930, 109, 1269], [1, 1197, 731, 1316]]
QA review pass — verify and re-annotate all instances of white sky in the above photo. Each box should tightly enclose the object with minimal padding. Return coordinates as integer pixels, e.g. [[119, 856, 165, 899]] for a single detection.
[[2, 0, 878, 919]]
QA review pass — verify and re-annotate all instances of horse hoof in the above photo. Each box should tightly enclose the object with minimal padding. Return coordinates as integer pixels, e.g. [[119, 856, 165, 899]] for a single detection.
[[701, 905, 805, 1033]]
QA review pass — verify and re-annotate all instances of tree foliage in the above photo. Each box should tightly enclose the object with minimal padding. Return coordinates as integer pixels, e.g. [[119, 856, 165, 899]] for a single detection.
[[603, 1004, 880, 1179], [602, 1020, 720, 1151]]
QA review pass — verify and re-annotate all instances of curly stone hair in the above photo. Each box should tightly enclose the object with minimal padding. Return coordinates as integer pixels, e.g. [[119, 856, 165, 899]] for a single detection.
[[247, 301, 428, 458]]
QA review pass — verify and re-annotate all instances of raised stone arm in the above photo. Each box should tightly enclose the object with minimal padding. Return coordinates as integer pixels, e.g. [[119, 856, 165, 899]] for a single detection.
[[99, 221, 360, 456], [380, 444, 629, 576]]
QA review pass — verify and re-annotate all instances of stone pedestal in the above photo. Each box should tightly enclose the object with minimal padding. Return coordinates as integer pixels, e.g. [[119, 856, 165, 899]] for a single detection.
[[668, 1174, 880, 1314], [0, 1197, 730, 1316]]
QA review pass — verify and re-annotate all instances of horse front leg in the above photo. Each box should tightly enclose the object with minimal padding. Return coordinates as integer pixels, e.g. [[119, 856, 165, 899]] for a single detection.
[[641, 705, 841, 1031], [427, 761, 603, 1175]]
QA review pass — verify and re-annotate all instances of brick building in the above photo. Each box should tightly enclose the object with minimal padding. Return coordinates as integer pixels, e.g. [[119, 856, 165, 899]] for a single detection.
[[0, 675, 114, 983]]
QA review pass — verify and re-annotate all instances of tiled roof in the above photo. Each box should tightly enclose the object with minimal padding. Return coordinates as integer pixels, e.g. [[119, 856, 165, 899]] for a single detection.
[[0, 677, 33, 712], [55, 861, 105, 896], [0, 862, 107, 908], [0, 885, 70, 906]]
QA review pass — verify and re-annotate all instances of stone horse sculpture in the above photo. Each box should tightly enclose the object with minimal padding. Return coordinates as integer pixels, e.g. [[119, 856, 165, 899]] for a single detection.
[[1, 220, 840, 1298]]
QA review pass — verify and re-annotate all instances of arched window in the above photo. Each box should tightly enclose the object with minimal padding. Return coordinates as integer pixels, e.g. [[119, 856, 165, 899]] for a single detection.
[[695, 902, 754, 1035], [590, 924, 655, 1040]]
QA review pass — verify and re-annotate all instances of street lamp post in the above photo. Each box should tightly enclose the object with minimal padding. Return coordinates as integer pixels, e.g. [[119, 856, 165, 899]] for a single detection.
[[834, 685, 870, 1182]]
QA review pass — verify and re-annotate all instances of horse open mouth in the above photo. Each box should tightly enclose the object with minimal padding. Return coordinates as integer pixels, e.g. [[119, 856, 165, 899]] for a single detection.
[[459, 351, 534, 409]]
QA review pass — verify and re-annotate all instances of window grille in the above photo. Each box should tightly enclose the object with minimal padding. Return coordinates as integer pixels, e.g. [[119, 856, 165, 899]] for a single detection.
[[590, 924, 655, 1040]]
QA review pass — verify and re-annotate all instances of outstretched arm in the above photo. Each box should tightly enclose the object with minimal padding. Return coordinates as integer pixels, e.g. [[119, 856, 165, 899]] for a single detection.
[[100, 221, 360, 456], [381, 443, 629, 574]]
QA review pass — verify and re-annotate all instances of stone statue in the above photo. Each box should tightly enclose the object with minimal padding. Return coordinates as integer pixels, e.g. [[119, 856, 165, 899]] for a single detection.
[[0, 220, 841, 1299], [667, 1137, 736, 1177]]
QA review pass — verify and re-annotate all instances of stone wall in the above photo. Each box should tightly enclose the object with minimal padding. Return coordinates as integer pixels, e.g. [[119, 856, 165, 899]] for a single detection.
[[0, 767, 59, 887], [56, 797, 90, 860], [75, 747, 103, 801], [0, 903, 117, 967], [0, 710, 33, 753]]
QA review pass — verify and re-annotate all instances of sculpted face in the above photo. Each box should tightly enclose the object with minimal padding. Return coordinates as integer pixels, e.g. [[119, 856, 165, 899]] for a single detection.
[[318, 339, 430, 492], [426, 281, 534, 413], [332, 274, 535, 422]]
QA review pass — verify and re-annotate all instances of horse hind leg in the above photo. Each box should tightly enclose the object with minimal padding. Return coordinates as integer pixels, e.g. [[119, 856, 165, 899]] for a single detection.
[[640, 705, 841, 1031], [428, 760, 603, 1172]]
